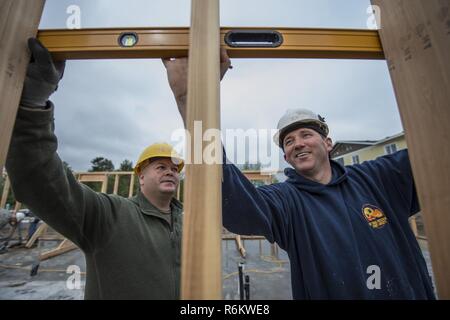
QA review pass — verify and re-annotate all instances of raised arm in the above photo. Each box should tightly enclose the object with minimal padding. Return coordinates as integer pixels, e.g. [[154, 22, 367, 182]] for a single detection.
[[5, 39, 118, 252], [356, 149, 420, 220], [222, 154, 291, 248], [163, 51, 289, 248], [162, 48, 231, 126]]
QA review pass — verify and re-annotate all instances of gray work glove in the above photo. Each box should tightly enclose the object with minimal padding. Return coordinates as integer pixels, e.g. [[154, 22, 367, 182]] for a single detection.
[[20, 38, 66, 108]]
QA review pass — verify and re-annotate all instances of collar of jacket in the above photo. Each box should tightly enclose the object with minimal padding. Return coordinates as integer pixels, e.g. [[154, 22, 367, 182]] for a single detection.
[[131, 191, 183, 220], [284, 159, 348, 193]]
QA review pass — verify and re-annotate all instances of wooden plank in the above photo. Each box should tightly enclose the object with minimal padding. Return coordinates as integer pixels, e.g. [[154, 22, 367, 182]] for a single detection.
[[221, 234, 266, 240], [271, 243, 279, 259], [409, 216, 419, 237], [78, 173, 107, 183], [128, 174, 135, 198], [36, 235, 65, 241], [77, 173, 107, 193], [371, 0, 450, 299], [25, 223, 47, 248], [1, 175, 10, 208], [235, 235, 246, 258], [39, 239, 77, 261], [176, 183, 181, 200], [13, 201, 21, 212], [74, 171, 133, 175], [181, 0, 222, 300], [0, 0, 46, 170], [113, 174, 119, 195], [36, 27, 384, 60], [100, 177, 107, 193]]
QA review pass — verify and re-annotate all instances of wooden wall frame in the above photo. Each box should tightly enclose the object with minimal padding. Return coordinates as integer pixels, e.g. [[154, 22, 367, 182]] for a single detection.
[[1, 0, 449, 299]]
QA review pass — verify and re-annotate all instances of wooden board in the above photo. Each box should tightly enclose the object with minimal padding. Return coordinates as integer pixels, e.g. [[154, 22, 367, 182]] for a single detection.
[[1, 175, 10, 208], [25, 223, 47, 248], [181, 0, 222, 300], [78, 173, 108, 193], [0, 0, 46, 170], [371, 0, 450, 299], [39, 239, 77, 261]]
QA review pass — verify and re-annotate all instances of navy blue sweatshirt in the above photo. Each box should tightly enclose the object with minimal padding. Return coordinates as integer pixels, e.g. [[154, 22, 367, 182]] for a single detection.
[[222, 150, 435, 299]]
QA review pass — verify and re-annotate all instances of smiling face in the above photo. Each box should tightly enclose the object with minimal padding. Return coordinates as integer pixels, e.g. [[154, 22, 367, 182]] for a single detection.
[[138, 157, 180, 196], [282, 127, 333, 180]]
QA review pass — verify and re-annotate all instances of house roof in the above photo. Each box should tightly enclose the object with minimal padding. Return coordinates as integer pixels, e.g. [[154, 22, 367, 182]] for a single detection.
[[331, 132, 405, 157], [332, 140, 376, 145]]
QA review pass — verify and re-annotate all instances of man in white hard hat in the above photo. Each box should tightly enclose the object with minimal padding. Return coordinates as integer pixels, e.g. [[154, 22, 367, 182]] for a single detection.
[[164, 50, 435, 300], [272, 108, 332, 184], [221, 106, 435, 300]]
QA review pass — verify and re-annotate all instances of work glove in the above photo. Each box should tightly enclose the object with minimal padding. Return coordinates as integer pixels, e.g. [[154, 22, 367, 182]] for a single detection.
[[20, 38, 66, 108]]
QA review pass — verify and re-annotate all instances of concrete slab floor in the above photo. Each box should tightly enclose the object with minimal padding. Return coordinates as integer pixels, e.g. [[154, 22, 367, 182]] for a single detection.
[[0, 238, 290, 300], [0, 238, 434, 300]]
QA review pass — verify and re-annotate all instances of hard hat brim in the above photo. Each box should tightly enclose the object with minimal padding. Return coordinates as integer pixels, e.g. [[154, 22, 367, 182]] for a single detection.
[[273, 120, 329, 148], [134, 155, 184, 175]]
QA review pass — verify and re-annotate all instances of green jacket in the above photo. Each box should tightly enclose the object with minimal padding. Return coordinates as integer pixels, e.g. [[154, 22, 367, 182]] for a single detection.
[[6, 104, 183, 299]]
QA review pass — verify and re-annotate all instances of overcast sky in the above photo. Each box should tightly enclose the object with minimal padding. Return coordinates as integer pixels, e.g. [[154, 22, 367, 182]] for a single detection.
[[38, 0, 403, 172]]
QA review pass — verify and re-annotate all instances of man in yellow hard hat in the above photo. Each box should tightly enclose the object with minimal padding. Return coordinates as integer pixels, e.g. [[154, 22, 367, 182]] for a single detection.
[[5, 38, 185, 299], [134, 143, 184, 214]]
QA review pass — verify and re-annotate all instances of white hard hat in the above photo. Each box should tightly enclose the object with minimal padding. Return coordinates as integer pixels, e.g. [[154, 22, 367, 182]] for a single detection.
[[273, 108, 329, 148], [15, 212, 25, 222]]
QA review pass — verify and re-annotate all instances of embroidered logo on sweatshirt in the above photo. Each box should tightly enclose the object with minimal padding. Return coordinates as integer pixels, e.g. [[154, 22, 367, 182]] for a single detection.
[[362, 204, 387, 229]]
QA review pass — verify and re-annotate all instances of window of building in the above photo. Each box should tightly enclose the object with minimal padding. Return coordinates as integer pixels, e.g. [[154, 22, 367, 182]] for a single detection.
[[352, 155, 360, 164], [385, 143, 397, 155]]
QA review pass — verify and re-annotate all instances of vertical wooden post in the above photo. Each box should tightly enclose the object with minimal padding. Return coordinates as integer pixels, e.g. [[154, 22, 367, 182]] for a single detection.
[[113, 174, 119, 195], [176, 181, 181, 200], [100, 174, 108, 193], [1, 175, 10, 208], [128, 174, 135, 198], [410, 216, 419, 237], [371, 0, 450, 298], [181, 0, 222, 299], [0, 0, 46, 169], [13, 201, 21, 212], [25, 222, 47, 248]]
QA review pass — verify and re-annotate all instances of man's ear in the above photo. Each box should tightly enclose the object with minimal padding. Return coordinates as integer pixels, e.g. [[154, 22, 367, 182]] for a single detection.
[[138, 167, 146, 186], [283, 153, 287, 161], [325, 137, 333, 152]]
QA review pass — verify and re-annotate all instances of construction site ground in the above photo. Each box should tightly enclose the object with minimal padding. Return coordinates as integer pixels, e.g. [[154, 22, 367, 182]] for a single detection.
[[0, 228, 433, 300]]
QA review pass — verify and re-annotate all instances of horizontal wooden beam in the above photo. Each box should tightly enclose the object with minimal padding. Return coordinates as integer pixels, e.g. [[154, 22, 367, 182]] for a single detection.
[[77, 173, 107, 183], [222, 235, 266, 240], [37, 27, 384, 60]]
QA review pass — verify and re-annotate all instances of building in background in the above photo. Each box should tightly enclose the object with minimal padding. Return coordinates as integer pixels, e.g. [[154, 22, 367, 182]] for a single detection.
[[331, 132, 406, 166]]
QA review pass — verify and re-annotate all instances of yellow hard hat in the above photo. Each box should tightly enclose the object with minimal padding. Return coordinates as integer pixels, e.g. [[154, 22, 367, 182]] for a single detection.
[[134, 143, 184, 175]]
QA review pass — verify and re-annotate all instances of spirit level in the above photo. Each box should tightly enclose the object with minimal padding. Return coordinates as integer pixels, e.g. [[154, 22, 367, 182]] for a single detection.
[[37, 27, 384, 60]]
